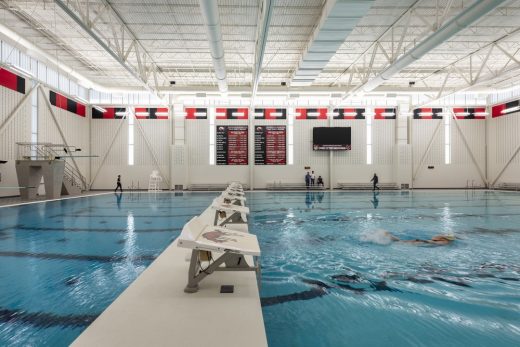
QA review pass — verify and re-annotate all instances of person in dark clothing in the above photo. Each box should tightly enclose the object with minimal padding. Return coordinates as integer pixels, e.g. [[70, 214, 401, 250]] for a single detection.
[[305, 172, 311, 189], [317, 175, 324, 187], [371, 173, 380, 191], [115, 175, 123, 192]]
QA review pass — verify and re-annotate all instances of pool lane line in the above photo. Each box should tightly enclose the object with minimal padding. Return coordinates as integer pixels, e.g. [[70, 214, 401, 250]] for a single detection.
[[0, 307, 100, 328], [0, 192, 112, 209], [0, 251, 157, 263]]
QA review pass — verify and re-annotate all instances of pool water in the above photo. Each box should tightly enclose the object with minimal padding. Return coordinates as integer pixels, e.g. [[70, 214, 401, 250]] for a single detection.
[[249, 191, 520, 347], [0, 192, 214, 346], [2, 190, 519, 346]]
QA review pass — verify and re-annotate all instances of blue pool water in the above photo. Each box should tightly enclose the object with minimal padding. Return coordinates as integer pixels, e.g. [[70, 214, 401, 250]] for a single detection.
[[0, 192, 214, 346], [249, 191, 520, 347], [2, 191, 519, 346]]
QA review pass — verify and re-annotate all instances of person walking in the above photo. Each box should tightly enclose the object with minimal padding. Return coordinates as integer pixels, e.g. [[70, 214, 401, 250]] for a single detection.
[[311, 171, 316, 186], [371, 173, 380, 191], [115, 174, 123, 192]]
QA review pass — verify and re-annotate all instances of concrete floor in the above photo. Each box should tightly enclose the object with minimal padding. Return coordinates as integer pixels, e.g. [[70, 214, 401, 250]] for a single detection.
[[72, 240, 268, 347]]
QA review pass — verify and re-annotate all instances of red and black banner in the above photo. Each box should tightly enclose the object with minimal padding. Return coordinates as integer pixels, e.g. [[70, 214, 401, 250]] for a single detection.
[[185, 107, 207, 119], [295, 108, 327, 120], [216, 125, 248, 165], [255, 108, 287, 119], [255, 126, 286, 165], [453, 107, 486, 119], [134, 107, 168, 119], [333, 108, 365, 119], [0, 68, 25, 94], [50, 91, 86, 117], [216, 108, 249, 120], [413, 108, 443, 119], [374, 108, 397, 119], [92, 107, 127, 119], [492, 100, 519, 118]]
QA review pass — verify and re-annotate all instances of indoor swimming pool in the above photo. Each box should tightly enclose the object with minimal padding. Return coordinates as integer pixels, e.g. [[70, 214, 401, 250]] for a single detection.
[[1, 191, 519, 346], [250, 190, 520, 347], [0, 192, 214, 346]]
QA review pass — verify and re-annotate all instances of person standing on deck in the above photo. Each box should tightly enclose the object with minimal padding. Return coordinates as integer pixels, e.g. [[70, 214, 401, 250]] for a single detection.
[[115, 175, 123, 192], [311, 171, 316, 186], [305, 172, 311, 189], [371, 173, 380, 191]]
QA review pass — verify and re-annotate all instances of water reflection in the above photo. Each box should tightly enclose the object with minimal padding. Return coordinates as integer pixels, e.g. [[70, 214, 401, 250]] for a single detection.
[[371, 191, 379, 209], [305, 192, 325, 209], [115, 193, 122, 210]]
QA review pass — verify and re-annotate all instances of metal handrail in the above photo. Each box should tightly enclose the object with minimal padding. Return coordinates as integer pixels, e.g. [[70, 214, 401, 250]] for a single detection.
[[16, 143, 86, 191]]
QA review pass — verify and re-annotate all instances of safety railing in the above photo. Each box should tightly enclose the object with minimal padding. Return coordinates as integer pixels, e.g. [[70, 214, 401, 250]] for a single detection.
[[16, 142, 86, 191]]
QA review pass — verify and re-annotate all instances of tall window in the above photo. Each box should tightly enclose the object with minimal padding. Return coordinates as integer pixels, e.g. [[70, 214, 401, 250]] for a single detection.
[[444, 113, 451, 164], [128, 112, 134, 166], [366, 113, 372, 165], [30, 80, 38, 157], [209, 108, 215, 165], [288, 113, 294, 165]]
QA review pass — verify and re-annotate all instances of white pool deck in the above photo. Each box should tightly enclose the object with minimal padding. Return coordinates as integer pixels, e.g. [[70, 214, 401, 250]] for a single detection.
[[71, 239, 268, 347]]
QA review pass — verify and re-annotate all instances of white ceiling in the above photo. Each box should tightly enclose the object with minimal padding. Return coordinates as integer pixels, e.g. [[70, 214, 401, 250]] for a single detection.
[[1, 0, 519, 98]]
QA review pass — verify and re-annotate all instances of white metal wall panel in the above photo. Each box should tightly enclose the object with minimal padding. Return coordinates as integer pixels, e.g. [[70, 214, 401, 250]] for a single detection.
[[331, 120, 366, 165], [373, 120, 395, 165], [0, 86, 30, 160], [0, 86, 31, 196], [294, 120, 328, 165], [38, 97, 90, 179], [488, 112, 520, 184], [451, 121, 485, 166], [186, 120, 209, 166]]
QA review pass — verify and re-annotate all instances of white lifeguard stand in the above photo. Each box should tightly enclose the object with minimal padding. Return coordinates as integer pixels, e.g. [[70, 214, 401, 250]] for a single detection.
[[148, 170, 163, 192]]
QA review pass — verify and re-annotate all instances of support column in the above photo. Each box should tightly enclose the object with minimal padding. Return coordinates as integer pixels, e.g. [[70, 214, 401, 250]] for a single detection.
[[328, 104, 333, 190], [248, 104, 254, 190]]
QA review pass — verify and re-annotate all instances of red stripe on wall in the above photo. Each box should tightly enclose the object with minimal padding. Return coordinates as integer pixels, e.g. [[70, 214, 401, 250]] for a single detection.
[[0, 68, 25, 94], [76, 103, 86, 117], [295, 108, 307, 119], [492, 104, 506, 118]]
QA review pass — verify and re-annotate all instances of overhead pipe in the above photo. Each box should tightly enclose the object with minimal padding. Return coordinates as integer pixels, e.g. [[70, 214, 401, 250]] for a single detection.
[[348, 0, 508, 97], [252, 0, 274, 98], [199, 0, 228, 93]]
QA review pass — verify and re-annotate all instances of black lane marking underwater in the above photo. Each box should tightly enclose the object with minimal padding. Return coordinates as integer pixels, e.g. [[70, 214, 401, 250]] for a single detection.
[[0, 251, 156, 263], [259, 269, 519, 307], [50, 214, 196, 218], [87, 205, 212, 210], [2, 225, 181, 233], [0, 307, 99, 328], [260, 279, 331, 307], [260, 278, 402, 307]]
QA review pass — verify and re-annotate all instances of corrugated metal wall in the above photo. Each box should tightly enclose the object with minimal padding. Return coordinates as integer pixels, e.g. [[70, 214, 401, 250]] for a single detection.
[[0, 86, 31, 196]]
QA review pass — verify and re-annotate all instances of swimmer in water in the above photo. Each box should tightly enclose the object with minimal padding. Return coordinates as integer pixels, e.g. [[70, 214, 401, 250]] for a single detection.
[[384, 231, 456, 246]]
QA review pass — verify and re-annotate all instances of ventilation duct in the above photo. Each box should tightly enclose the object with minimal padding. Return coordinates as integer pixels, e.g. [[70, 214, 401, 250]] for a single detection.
[[291, 0, 375, 87], [353, 0, 507, 95], [199, 0, 228, 93]]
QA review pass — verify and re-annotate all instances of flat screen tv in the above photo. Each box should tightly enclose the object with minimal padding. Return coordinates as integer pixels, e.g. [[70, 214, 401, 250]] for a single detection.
[[313, 127, 351, 150]]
